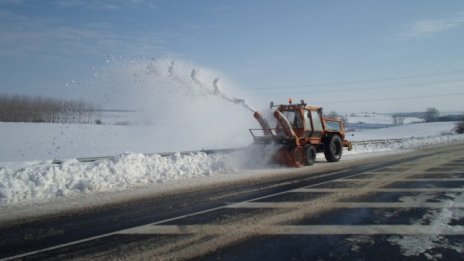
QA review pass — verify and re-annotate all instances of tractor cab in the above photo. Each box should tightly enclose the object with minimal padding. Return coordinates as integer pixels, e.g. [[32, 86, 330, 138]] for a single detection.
[[276, 102, 325, 140]]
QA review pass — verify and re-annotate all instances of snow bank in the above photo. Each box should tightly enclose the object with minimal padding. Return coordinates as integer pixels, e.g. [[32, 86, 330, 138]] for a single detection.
[[0, 152, 228, 206]]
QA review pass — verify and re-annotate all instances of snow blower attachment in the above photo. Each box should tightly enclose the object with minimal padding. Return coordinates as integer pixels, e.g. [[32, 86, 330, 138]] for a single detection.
[[250, 99, 352, 167]]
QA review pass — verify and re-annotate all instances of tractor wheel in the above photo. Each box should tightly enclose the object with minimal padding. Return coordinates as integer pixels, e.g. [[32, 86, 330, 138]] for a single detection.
[[304, 145, 317, 166], [324, 135, 343, 162]]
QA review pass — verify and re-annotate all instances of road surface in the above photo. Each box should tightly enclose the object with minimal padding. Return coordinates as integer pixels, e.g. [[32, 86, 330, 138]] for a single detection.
[[1, 143, 464, 260]]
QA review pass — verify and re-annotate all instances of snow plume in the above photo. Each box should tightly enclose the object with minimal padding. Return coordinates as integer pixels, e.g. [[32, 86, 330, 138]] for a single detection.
[[190, 69, 256, 112], [74, 58, 257, 153], [93, 58, 254, 115]]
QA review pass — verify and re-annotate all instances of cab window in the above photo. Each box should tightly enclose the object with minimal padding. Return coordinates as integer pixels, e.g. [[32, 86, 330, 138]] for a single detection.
[[282, 110, 302, 128], [304, 110, 312, 131], [311, 110, 323, 131]]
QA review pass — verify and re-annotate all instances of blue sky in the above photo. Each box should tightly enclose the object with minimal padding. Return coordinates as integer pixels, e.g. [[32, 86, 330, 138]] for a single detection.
[[0, 0, 463, 113]]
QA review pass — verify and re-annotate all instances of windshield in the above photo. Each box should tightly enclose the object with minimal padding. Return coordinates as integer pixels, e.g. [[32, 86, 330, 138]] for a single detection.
[[325, 120, 342, 131], [281, 110, 303, 128]]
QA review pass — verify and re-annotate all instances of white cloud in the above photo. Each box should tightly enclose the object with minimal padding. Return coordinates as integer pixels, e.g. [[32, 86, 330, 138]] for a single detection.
[[0, 10, 168, 59], [402, 13, 464, 38], [56, 0, 157, 10], [183, 23, 202, 30], [0, 0, 24, 5], [208, 5, 232, 13], [0, 0, 157, 10]]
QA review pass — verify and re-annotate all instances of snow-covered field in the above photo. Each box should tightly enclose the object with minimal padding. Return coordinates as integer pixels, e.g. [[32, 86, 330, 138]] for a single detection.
[[0, 121, 253, 163], [347, 112, 423, 125], [0, 120, 463, 207], [348, 121, 457, 141]]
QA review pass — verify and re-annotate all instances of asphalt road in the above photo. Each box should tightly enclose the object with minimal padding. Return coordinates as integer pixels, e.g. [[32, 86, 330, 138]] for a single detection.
[[1, 143, 464, 260]]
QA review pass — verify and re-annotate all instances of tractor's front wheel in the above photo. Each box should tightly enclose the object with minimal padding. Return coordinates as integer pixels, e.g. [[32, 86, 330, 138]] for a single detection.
[[304, 145, 317, 166], [324, 135, 343, 162]]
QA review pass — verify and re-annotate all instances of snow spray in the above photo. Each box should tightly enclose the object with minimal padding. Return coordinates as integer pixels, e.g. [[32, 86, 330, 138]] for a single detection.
[[80, 57, 257, 152], [190, 69, 256, 112]]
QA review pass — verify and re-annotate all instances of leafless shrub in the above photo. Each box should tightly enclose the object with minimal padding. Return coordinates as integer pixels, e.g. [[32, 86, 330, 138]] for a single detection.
[[455, 121, 464, 134], [0, 94, 98, 124]]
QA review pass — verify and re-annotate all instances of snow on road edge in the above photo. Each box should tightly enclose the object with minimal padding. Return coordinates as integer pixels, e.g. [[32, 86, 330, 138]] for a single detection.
[[1, 134, 464, 207], [0, 152, 229, 206]]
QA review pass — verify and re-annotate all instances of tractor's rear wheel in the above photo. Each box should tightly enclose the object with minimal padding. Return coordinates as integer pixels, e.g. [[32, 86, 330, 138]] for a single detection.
[[324, 135, 343, 162], [304, 145, 317, 166]]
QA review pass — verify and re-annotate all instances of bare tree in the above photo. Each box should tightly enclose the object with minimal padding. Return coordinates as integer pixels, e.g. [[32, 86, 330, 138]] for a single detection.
[[325, 111, 346, 122], [455, 120, 464, 134], [392, 115, 405, 126], [0, 94, 98, 124], [424, 107, 439, 122]]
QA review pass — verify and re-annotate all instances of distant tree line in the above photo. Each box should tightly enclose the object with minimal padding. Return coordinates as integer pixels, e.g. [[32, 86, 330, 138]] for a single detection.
[[423, 107, 464, 122], [391, 108, 464, 123], [324, 111, 346, 122], [0, 94, 101, 124]]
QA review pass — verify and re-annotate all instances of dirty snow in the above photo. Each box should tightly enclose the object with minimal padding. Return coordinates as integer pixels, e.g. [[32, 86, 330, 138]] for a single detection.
[[387, 193, 464, 259]]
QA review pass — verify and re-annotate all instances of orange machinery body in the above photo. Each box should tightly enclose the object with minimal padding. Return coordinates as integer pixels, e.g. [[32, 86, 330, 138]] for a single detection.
[[250, 101, 352, 167]]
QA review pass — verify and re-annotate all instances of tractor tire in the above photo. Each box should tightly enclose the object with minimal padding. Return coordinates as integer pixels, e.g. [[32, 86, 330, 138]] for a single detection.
[[304, 145, 317, 166], [324, 135, 343, 162]]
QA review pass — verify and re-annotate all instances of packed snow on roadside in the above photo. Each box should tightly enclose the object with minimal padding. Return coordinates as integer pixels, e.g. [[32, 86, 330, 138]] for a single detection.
[[0, 121, 463, 207], [0, 152, 230, 206]]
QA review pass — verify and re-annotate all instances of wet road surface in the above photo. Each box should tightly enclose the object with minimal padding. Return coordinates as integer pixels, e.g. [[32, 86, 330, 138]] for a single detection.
[[1, 143, 464, 260]]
